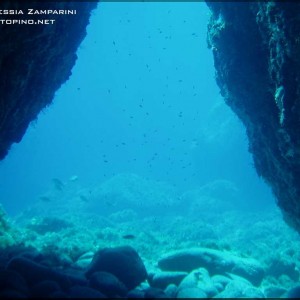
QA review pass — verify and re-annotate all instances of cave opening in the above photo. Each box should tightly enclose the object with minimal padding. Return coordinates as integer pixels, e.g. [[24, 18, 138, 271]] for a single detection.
[[0, 2, 299, 296], [0, 2, 273, 214]]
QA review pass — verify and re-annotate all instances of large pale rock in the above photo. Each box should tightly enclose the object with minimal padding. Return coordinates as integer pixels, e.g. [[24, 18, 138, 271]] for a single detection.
[[177, 268, 218, 298], [215, 279, 265, 298], [158, 248, 264, 286]]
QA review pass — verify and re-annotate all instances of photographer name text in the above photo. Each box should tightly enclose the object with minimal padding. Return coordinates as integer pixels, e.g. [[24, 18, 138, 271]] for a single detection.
[[0, 9, 77, 25], [0, 9, 77, 15]]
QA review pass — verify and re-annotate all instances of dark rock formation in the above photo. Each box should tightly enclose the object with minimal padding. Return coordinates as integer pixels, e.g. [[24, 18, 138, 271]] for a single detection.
[[86, 246, 148, 290], [7, 257, 72, 290], [89, 271, 128, 297], [143, 287, 168, 299], [1, 246, 147, 298], [0, 270, 29, 296], [206, 2, 300, 232], [0, 1, 97, 159], [68, 285, 106, 298], [148, 271, 188, 290]]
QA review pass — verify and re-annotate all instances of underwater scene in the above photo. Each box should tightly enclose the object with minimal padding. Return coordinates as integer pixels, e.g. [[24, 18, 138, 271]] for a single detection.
[[1, 1, 300, 298]]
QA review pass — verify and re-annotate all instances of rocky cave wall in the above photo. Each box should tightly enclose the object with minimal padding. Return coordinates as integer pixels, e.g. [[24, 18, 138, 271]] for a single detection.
[[206, 2, 300, 232], [0, 1, 97, 159]]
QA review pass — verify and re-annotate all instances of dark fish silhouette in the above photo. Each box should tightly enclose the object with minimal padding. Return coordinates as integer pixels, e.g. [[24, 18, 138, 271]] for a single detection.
[[52, 178, 64, 191], [80, 195, 89, 203], [105, 201, 116, 207], [122, 234, 136, 240], [39, 196, 51, 202]]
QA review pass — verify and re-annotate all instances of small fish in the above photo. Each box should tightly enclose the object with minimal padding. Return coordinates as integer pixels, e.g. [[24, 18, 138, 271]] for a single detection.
[[80, 195, 89, 203], [69, 175, 78, 182], [105, 201, 116, 207], [190, 140, 199, 150], [39, 196, 51, 202], [122, 234, 136, 240], [52, 178, 64, 191]]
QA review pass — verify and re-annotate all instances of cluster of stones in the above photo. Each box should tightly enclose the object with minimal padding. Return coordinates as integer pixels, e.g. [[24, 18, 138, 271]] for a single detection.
[[1, 245, 299, 298]]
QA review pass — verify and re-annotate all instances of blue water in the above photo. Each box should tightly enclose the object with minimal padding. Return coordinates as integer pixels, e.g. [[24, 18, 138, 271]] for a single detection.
[[2, 3, 300, 297], [0, 2, 273, 215]]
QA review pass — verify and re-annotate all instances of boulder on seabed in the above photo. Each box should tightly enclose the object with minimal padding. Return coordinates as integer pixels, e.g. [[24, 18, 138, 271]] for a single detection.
[[68, 285, 106, 298], [263, 285, 287, 298], [7, 257, 71, 290], [86, 246, 147, 290], [89, 271, 127, 297], [158, 247, 264, 286], [215, 276, 265, 298], [177, 268, 218, 298], [74, 251, 94, 269], [149, 271, 187, 289], [283, 285, 300, 298], [164, 284, 177, 298]]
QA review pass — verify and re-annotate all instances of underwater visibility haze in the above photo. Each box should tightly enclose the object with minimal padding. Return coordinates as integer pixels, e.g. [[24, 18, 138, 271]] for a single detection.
[[0, 1, 300, 298], [0, 2, 273, 214]]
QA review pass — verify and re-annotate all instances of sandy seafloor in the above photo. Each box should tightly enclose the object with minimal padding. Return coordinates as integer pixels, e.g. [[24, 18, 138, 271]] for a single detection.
[[1, 173, 300, 297]]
